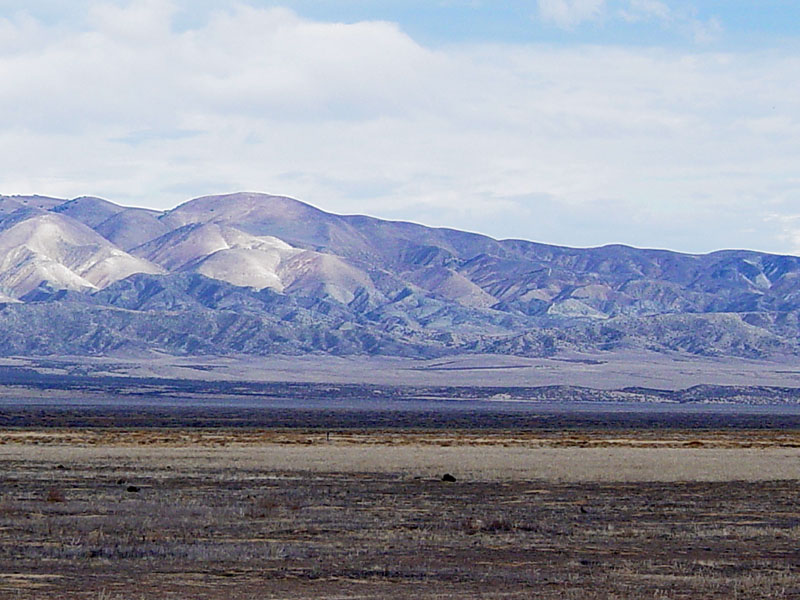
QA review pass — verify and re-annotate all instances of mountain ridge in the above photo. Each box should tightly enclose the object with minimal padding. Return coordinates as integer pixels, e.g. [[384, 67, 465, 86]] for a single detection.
[[1, 191, 800, 359]]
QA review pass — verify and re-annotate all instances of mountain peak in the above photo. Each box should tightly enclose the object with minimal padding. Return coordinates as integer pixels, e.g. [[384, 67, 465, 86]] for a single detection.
[[164, 192, 325, 224]]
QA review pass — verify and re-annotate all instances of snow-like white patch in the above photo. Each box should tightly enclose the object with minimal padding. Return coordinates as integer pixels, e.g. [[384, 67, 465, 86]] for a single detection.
[[0, 212, 161, 296], [192, 247, 286, 291], [138, 220, 375, 299], [139, 222, 294, 271]]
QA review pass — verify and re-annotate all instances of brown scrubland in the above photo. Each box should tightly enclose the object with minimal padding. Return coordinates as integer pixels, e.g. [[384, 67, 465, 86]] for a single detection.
[[1, 429, 799, 599]]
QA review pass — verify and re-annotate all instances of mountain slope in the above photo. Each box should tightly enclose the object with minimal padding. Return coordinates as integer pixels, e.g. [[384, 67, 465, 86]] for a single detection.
[[0, 195, 65, 215], [51, 196, 125, 228], [131, 221, 379, 301], [95, 208, 172, 251], [0, 208, 163, 297]]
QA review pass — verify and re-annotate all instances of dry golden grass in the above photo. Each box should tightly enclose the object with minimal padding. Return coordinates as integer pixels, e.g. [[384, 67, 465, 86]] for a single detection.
[[3, 427, 800, 449], [2, 429, 800, 483]]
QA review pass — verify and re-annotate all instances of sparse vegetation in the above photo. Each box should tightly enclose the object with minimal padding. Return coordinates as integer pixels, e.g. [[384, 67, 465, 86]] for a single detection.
[[1, 429, 799, 598]]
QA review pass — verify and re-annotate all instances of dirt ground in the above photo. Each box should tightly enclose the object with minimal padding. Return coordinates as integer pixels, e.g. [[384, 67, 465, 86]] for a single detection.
[[1, 429, 799, 599]]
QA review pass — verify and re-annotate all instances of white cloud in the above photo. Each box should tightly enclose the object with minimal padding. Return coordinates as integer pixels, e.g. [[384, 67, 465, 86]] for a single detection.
[[87, 0, 176, 39], [537, 0, 606, 29], [690, 16, 723, 44], [619, 0, 671, 23], [766, 214, 800, 255], [0, 2, 798, 254], [550, 1, 724, 45]]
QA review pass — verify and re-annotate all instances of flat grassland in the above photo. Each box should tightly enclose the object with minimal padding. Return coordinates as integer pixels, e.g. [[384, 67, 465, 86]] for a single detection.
[[1, 429, 800, 599]]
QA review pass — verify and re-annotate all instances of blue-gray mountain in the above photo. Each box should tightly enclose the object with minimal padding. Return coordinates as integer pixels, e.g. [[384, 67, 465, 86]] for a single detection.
[[0, 192, 799, 358]]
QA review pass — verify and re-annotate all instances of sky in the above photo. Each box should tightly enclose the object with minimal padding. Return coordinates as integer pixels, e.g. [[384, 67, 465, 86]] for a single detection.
[[0, 1, 799, 255]]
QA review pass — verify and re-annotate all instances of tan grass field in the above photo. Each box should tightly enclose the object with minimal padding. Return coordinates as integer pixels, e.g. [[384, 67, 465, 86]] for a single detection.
[[4, 428, 800, 482], [3, 429, 800, 482]]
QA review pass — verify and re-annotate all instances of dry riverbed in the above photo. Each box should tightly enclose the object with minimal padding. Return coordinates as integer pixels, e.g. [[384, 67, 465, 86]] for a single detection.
[[1, 429, 799, 599]]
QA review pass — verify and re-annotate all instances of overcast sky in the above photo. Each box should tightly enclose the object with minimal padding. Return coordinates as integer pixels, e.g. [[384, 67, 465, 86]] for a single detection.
[[1, 1, 799, 254]]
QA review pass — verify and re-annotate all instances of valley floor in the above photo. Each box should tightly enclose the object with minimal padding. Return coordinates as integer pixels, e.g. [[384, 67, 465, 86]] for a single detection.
[[1, 430, 799, 599]]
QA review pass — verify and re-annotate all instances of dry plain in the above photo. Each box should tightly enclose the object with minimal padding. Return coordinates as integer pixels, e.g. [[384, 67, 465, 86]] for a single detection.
[[1, 429, 799, 599]]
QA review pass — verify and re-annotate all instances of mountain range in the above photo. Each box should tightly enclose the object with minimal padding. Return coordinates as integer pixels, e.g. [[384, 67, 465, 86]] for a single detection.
[[1, 191, 799, 359]]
